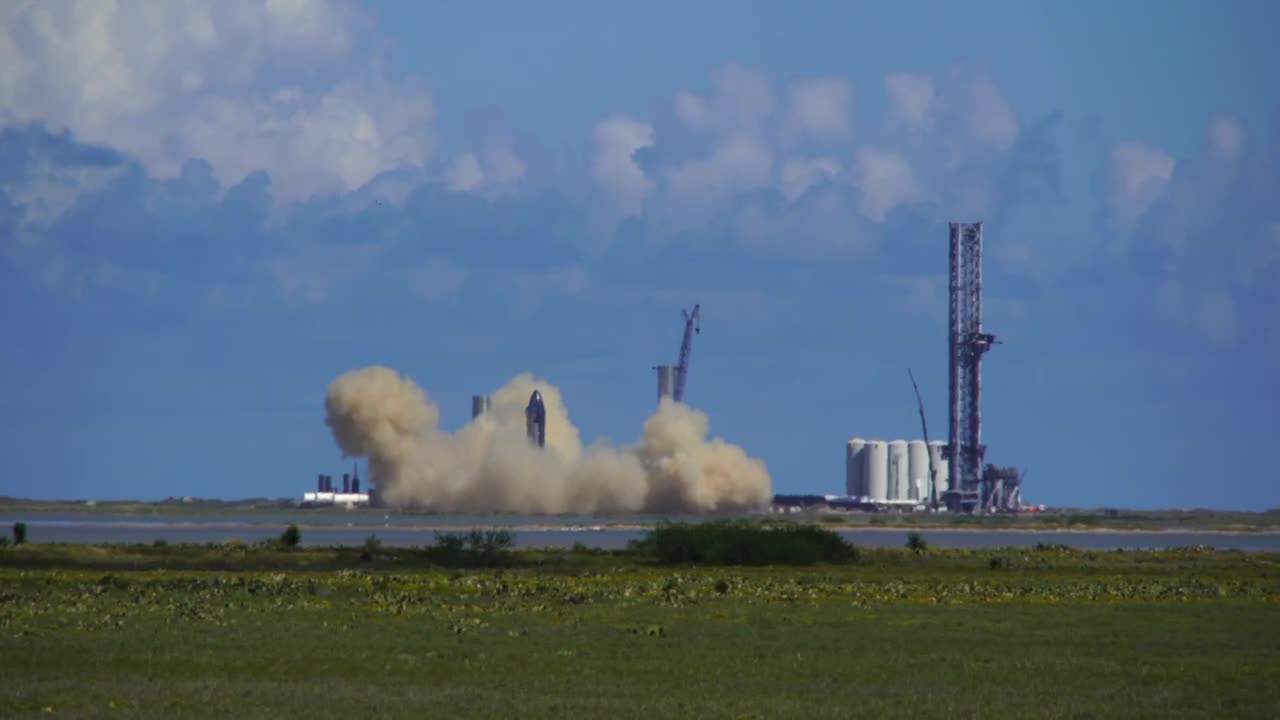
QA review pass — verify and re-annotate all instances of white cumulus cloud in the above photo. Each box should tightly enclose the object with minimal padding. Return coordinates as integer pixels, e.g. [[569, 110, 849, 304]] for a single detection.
[[583, 62, 1031, 253], [781, 76, 853, 145], [1108, 141, 1175, 218], [665, 132, 775, 201], [884, 73, 936, 130], [959, 72, 1019, 150], [780, 157, 840, 202], [446, 148, 526, 193], [0, 0, 435, 202], [590, 114, 655, 217], [1208, 114, 1244, 160], [852, 146, 921, 221]]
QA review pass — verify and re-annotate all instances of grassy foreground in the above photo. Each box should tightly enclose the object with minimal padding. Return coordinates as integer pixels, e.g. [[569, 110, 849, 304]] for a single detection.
[[2, 534, 1279, 718]]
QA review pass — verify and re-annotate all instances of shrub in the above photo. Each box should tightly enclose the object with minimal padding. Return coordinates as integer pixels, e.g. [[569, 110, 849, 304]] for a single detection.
[[428, 529, 516, 567], [464, 528, 515, 555], [641, 520, 858, 566], [625, 534, 656, 555], [280, 524, 301, 548], [906, 531, 928, 552], [433, 531, 466, 555], [0, 536, 9, 548], [12, 521, 27, 545], [360, 534, 382, 561], [153, 538, 169, 548]]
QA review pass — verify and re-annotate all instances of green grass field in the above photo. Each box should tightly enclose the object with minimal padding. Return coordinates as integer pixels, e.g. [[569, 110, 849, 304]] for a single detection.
[[2, 536, 1278, 718]]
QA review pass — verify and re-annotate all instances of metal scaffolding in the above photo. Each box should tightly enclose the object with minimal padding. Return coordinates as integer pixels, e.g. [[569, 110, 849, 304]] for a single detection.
[[947, 222, 998, 513]]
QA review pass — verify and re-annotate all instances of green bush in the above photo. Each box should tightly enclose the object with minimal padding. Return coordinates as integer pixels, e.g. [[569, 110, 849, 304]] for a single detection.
[[906, 531, 928, 552], [464, 528, 514, 555], [153, 538, 169, 548], [641, 520, 857, 566], [427, 529, 516, 567], [12, 521, 27, 545], [433, 531, 466, 555], [0, 536, 10, 548], [280, 524, 301, 548], [360, 534, 382, 561]]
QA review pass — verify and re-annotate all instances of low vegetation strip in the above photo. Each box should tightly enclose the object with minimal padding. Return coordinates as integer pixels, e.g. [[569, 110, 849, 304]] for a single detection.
[[1, 532, 1278, 718], [635, 519, 859, 565], [0, 568, 1273, 621]]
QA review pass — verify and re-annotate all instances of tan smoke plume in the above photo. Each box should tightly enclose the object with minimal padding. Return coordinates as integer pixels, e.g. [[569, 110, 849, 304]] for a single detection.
[[324, 366, 772, 513]]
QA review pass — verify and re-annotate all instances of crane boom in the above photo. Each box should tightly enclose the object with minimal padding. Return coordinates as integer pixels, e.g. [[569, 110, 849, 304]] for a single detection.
[[673, 304, 700, 403], [908, 368, 937, 509]]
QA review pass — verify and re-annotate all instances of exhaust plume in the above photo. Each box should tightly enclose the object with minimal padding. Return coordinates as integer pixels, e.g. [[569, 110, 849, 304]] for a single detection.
[[324, 366, 772, 513]]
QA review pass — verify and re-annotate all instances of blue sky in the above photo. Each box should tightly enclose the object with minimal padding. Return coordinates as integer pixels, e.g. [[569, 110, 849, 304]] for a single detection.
[[1, 0, 1276, 509]]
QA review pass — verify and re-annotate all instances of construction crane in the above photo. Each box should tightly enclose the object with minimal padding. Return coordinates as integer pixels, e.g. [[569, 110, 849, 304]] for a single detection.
[[673, 304, 700, 403], [907, 368, 938, 509]]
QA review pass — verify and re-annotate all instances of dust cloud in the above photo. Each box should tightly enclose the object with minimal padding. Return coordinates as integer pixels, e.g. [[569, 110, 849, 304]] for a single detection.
[[323, 366, 772, 513]]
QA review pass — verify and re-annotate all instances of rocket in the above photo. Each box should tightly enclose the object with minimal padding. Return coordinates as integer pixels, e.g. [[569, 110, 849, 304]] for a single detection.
[[525, 389, 546, 448]]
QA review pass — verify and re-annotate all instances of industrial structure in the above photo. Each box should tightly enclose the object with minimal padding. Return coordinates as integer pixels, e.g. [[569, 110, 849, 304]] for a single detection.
[[947, 222, 998, 512], [302, 464, 371, 507], [654, 304, 701, 404], [525, 389, 546, 448], [472, 389, 546, 448], [846, 438, 949, 506], [945, 222, 1024, 513], [839, 222, 1025, 514]]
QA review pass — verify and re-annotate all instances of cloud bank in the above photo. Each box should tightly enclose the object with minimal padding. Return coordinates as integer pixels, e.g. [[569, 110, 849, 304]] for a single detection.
[[1100, 114, 1280, 346], [0, 0, 434, 201], [1, 1, 1275, 355]]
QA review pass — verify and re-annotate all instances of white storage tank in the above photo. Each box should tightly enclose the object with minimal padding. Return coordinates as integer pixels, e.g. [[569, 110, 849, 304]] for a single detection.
[[888, 440, 909, 501], [846, 438, 867, 497], [928, 441, 949, 496], [863, 440, 888, 502], [907, 440, 929, 501]]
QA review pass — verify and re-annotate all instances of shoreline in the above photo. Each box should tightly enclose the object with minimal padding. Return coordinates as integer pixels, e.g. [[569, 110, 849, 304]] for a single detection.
[[8, 517, 1279, 536]]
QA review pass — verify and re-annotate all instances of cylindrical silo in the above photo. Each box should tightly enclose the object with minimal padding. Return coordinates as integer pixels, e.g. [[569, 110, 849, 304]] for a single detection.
[[907, 440, 929, 502], [927, 441, 949, 497], [864, 440, 888, 502], [846, 438, 866, 497], [888, 440, 909, 501], [471, 394, 491, 419], [654, 365, 675, 402]]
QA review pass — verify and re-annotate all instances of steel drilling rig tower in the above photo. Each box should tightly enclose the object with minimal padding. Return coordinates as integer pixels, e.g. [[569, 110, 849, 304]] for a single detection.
[[946, 222, 998, 513]]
